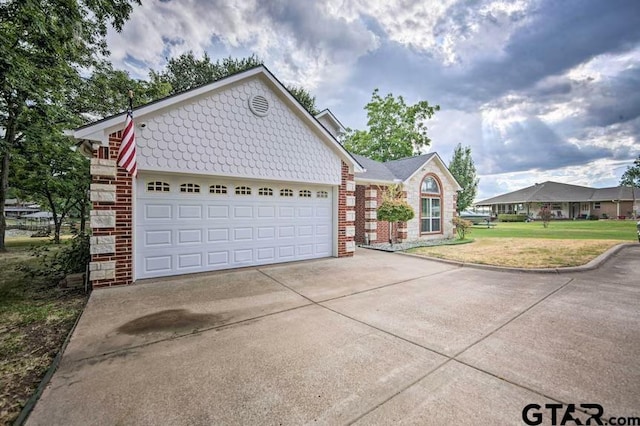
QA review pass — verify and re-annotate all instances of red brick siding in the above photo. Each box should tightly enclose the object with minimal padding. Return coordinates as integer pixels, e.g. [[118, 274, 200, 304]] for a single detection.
[[91, 131, 134, 288]]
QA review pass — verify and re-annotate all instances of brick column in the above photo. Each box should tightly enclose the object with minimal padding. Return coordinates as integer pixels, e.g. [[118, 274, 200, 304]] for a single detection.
[[338, 161, 355, 256], [89, 131, 134, 288]]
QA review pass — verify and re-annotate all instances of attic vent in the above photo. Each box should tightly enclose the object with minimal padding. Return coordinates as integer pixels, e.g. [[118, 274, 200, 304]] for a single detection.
[[249, 94, 269, 116]]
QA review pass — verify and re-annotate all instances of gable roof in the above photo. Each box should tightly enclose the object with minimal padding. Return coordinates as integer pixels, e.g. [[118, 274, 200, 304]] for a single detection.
[[476, 181, 640, 205], [352, 152, 462, 190], [315, 109, 346, 134], [67, 65, 363, 172]]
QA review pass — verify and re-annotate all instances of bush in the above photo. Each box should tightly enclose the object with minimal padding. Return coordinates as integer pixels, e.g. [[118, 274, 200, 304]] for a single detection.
[[18, 233, 90, 283], [497, 214, 528, 222], [588, 214, 600, 220], [452, 217, 473, 240]]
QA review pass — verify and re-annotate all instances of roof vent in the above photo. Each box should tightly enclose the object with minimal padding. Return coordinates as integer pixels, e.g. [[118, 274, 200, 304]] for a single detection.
[[249, 94, 269, 117]]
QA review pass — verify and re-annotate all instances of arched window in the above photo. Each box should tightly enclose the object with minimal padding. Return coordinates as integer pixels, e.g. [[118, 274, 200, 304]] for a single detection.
[[316, 191, 328, 198], [209, 185, 227, 194], [147, 181, 170, 192], [258, 187, 273, 196], [420, 176, 441, 233], [235, 186, 252, 195], [299, 190, 312, 198], [280, 188, 293, 197], [180, 183, 200, 193]]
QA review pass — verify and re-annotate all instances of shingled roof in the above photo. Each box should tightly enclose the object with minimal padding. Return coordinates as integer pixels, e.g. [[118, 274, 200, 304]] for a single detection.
[[476, 181, 640, 205], [352, 153, 437, 182]]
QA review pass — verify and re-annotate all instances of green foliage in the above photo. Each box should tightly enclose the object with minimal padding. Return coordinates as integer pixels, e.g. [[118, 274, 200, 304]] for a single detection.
[[498, 214, 528, 222], [343, 88, 440, 162], [17, 233, 90, 282], [449, 144, 479, 212], [538, 208, 552, 228], [377, 199, 415, 223], [150, 51, 318, 113], [11, 116, 90, 244], [0, 0, 140, 251], [452, 216, 473, 240], [620, 155, 640, 188]]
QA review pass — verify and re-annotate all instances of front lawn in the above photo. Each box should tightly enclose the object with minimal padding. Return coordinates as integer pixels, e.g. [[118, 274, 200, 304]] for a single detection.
[[0, 239, 87, 425], [471, 219, 637, 240], [408, 220, 637, 268]]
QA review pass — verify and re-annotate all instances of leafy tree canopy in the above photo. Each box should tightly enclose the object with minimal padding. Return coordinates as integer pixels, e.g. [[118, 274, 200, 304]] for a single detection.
[[149, 51, 318, 114], [448, 143, 479, 212], [0, 0, 141, 251], [620, 155, 640, 188], [343, 88, 440, 162]]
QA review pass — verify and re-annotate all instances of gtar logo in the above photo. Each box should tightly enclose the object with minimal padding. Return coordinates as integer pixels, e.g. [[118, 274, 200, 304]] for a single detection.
[[522, 403, 603, 425]]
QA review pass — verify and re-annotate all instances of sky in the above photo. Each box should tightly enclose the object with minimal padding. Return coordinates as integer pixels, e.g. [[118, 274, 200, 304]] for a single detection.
[[106, 0, 640, 201]]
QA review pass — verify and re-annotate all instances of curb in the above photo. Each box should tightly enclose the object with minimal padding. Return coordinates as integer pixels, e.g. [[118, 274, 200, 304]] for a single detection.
[[395, 242, 637, 274], [13, 296, 89, 426]]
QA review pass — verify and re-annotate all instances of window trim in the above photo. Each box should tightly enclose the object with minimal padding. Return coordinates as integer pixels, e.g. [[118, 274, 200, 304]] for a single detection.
[[280, 188, 293, 197], [209, 184, 228, 194], [235, 186, 252, 195], [299, 189, 312, 198], [258, 187, 274, 196], [419, 174, 443, 235]]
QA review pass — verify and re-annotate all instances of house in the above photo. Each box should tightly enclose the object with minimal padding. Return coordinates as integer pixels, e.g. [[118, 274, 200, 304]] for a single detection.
[[352, 153, 462, 244], [68, 66, 363, 287], [476, 181, 640, 219], [4, 198, 40, 218]]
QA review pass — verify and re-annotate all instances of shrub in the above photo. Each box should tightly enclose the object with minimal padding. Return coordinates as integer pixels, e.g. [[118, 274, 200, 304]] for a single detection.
[[497, 214, 528, 222], [452, 217, 473, 240], [538, 208, 552, 228], [18, 233, 90, 284], [588, 214, 600, 220], [377, 184, 415, 245]]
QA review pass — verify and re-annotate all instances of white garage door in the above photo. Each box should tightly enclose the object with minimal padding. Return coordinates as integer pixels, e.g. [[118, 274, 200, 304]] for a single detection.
[[136, 175, 334, 279]]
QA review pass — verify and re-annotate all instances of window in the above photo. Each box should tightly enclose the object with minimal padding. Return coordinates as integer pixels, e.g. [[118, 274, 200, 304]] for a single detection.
[[317, 191, 328, 198], [280, 188, 293, 197], [258, 187, 273, 196], [147, 181, 170, 192], [299, 190, 312, 198], [209, 185, 227, 194], [594, 202, 601, 209], [180, 183, 200, 193], [420, 176, 441, 233], [235, 186, 252, 195]]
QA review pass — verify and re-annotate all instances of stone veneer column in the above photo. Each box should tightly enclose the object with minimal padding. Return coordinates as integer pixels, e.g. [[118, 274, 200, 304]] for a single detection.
[[364, 185, 378, 243], [89, 131, 134, 287], [338, 161, 356, 256]]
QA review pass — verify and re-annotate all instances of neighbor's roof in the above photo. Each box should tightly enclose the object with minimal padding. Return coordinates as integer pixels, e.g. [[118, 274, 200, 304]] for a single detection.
[[476, 181, 640, 205]]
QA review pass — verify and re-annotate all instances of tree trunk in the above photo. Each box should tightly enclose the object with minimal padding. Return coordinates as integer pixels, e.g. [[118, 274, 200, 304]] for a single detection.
[[0, 151, 8, 252]]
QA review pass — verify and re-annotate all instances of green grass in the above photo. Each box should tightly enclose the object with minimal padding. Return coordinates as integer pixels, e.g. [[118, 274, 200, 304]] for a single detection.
[[0, 238, 86, 424], [471, 220, 637, 240]]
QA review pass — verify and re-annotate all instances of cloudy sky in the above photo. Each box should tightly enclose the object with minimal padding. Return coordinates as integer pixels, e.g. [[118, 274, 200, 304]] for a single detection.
[[107, 0, 640, 200]]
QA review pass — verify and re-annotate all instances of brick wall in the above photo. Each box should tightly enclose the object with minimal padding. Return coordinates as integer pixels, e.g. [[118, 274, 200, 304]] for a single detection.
[[89, 132, 134, 288], [338, 161, 356, 256], [355, 184, 366, 244]]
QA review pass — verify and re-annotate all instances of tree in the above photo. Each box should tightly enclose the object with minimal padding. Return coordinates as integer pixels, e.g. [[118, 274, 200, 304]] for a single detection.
[[343, 89, 440, 162], [12, 108, 90, 244], [449, 144, 479, 212], [452, 216, 473, 240], [0, 0, 140, 251], [150, 51, 318, 113], [376, 184, 414, 245], [538, 207, 552, 228], [620, 155, 640, 218]]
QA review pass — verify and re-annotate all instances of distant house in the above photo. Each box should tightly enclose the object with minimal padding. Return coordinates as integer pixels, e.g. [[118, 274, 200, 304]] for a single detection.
[[476, 181, 640, 219], [4, 198, 40, 218]]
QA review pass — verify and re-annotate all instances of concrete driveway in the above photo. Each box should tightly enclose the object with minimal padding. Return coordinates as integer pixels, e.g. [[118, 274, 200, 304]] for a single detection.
[[27, 247, 640, 425]]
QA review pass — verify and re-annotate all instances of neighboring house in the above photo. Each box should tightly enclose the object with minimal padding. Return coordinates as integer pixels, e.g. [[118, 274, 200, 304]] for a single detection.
[[68, 66, 363, 287], [476, 181, 640, 219], [4, 198, 40, 218], [352, 153, 462, 244]]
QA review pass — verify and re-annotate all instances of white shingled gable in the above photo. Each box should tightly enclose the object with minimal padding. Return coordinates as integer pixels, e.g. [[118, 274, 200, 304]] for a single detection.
[[135, 78, 342, 185]]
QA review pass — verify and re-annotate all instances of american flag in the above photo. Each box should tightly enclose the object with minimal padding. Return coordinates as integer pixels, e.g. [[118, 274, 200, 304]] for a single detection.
[[117, 106, 137, 177]]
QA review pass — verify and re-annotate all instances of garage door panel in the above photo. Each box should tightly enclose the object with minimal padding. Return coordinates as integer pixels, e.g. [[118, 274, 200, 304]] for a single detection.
[[178, 205, 202, 219], [145, 204, 172, 220], [136, 176, 334, 279], [208, 228, 229, 242]]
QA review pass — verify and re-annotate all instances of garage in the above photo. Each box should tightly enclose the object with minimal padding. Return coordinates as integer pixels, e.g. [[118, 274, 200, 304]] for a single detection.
[[73, 66, 360, 287], [136, 174, 334, 279]]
